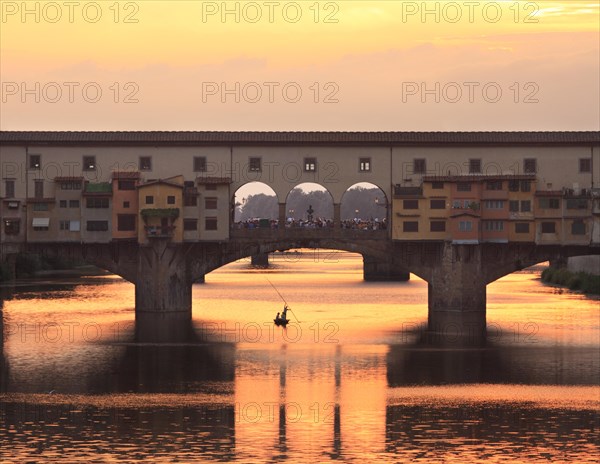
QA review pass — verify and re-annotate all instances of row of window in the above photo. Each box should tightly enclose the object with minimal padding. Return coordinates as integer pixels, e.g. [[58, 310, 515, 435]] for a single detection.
[[1, 179, 48, 199], [400, 220, 586, 235], [30, 196, 219, 211], [60, 182, 82, 190], [26, 154, 592, 175], [3, 157, 593, 201], [143, 195, 217, 208], [451, 180, 533, 192], [9, 217, 585, 236], [184, 218, 218, 231], [400, 198, 590, 211], [116, 180, 218, 191], [3, 178, 219, 199], [59, 200, 80, 208], [509, 200, 531, 213], [145, 195, 174, 205], [28, 197, 593, 215], [26, 218, 220, 232], [249, 157, 374, 173], [415, 158, 591, 175]]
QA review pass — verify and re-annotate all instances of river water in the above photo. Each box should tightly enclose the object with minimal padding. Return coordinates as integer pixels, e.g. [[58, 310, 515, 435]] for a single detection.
[[0, 251, 598, 463]]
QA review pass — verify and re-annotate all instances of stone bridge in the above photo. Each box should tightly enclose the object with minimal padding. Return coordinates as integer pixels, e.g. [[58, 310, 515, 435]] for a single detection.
[[9, 230, 599, 343]]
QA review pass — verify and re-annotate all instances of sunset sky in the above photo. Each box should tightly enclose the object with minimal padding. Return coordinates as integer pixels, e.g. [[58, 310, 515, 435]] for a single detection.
[[1, 1, 598, 130]]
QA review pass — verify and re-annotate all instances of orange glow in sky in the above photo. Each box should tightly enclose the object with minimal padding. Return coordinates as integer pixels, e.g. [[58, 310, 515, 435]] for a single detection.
[[1, 1, 598, 130]]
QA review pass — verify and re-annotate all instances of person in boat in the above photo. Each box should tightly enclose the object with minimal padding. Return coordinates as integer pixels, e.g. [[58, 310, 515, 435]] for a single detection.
[[274, 306, 290, 325], [281, 305, 289, 323]]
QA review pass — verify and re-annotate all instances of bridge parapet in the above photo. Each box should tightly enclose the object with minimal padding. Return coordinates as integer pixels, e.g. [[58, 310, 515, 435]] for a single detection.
[[230, 228, 389, 241]]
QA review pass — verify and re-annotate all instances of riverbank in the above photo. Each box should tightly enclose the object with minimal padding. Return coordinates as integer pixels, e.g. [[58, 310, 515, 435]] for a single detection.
[[0, 252, 107, 282], [541, 267, 600, 295]]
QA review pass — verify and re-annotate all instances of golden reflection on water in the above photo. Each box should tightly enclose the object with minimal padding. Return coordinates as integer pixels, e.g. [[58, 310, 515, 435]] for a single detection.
[[1, 251, 599, 462]]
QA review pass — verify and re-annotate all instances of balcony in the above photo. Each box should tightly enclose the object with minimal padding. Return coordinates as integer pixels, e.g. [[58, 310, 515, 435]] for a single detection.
[[144, 225, 176, 238], [140, 208, 180, 219], [563, 188, 593, 198], [450, 202, 481, 217]]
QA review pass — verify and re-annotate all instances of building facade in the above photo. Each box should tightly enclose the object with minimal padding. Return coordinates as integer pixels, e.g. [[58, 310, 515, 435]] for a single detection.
[[1, 131, 598, 247]]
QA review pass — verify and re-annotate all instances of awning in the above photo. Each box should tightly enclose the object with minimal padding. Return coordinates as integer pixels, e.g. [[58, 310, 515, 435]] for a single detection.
[[8, 202, 19, 208], [32, 218, 50, 227]]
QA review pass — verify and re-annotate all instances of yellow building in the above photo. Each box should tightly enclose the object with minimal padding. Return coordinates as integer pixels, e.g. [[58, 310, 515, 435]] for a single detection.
[[562, 192, 593, 245], [507, 177, 536, 242], [392, 186, 425, 240], [137, 176, 184, 244], [534, 191, 563, 244], [422, 180, 451, 240]]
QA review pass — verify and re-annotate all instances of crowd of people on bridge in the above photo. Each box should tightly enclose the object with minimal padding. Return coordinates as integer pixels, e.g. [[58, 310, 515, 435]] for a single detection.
[[233, 219, 279, 229], [340, 218, 387, 230], [233, 217, 387, 230]]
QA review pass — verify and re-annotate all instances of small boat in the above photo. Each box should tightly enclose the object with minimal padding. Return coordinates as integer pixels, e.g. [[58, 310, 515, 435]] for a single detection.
[[274, 317, 289, 327], [267, 278, 298, 327], [274, 304, 291, 327]]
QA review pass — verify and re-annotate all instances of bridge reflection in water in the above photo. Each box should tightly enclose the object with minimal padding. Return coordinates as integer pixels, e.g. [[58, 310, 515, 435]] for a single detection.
[[1, 342, 597, 461], [0, 300, 598, 461], [1, 250, 599, 462]]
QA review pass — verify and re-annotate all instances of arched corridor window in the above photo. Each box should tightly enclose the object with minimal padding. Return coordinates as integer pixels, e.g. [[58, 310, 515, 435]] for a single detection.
[[340, 183, 388, 230], [285, 183, 333, 228], [233, 182, 278, 229]]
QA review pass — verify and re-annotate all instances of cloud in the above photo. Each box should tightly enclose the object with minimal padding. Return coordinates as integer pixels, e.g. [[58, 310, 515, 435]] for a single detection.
[[1, 29, 598, 131]]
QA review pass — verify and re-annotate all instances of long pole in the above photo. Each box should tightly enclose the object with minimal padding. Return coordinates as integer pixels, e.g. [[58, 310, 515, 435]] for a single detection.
[[265, 277, 301, 323], [266, 277, 287, 305]]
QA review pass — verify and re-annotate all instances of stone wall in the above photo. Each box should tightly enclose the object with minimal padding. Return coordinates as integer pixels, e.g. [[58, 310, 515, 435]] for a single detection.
[[567, 256, 600, 275]]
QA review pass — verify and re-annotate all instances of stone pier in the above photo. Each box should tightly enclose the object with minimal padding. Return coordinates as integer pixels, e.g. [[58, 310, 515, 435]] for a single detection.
[[135, 239, 193, 342], [550, 256, 568, 269], [426, 244, 486, 345], [251, 253, 270, 267], [0, 252, 18, 280]]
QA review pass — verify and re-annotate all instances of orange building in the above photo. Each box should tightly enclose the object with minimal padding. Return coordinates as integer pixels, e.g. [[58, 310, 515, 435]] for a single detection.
[[448, 178, 482, 244], [507, 176, 536, 242], [111, 171, 141, 241], [137, 176, 184, 244], [394, 175, 538, 244], [535, 191, 563, 244]]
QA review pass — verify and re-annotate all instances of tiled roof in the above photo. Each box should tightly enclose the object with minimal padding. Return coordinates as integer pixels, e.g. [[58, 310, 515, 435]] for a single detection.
[[112, 171, 141, 179], [1, 131, 598, 146], [138, 179, 184, 189], [394, 187, 423, 196], [196, 176, 232, 184], [450, 211, 481, 218], [84, 182, 113, 195], [423, 174, 536, 182]]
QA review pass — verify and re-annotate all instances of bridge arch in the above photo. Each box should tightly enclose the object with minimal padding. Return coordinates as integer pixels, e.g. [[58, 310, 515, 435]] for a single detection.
[[233, 182, 278, 225], [188, 238, 430, 283], [284, 182, 334, 225], [340, 182, 389, 226], [476, 244, 600, 285]]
